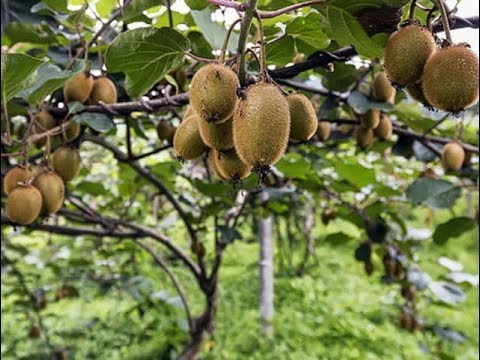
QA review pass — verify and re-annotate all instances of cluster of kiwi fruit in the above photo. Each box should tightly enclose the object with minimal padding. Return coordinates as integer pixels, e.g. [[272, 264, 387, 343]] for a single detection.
[[383, 21, 477, 172], [172, 63, 322, 181], [384, 21, 479, 113], [1, 71, 115, 225], [355, 71, 395, 150]]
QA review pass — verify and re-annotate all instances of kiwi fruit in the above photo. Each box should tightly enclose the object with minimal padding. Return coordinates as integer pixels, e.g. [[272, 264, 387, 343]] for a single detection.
[[88, 76, 117, 105], [156, 120, 177, 143], [3, 166, 33, 194], [64, 121, 81, 142], [189, 64, 239, 124], [355, 126, 374, 150], [422, 45, 479, 112], [405, 82, 431, 108], [30, 163, 46, 179], [316, 121, 331, 141], [52, 146, 81, 182], [6, 185, 42, 225], [63, 72, 94, 103], [173, 115, 208, 160], [33, 171, 65, 214], [372, 72, 396, 103], [286, 93, 318, 143], [214, 149, 252, 181], [183, 106, 196, 122], [207, 150, 226, 180], [384, 24, 437, 87], [374, 114, 393, 140], [441, 141, 465, 172], [197, 114, 234, 150], [233, 82, 290, 167], [33, 110, 56, 148], [361, 109, 380, 129]]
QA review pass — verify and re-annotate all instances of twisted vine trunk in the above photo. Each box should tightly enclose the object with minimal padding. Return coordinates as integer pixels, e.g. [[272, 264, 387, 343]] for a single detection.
[[179, 285, 217, 360]]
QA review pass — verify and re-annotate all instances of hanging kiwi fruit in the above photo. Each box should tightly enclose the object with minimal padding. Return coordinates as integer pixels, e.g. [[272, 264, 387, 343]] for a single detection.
[[63, 72, 94, 103], [52, 146, 82, 182]]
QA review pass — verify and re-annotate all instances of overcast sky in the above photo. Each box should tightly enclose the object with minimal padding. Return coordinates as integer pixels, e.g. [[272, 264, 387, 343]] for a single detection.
[[443, 0, 479, 54]]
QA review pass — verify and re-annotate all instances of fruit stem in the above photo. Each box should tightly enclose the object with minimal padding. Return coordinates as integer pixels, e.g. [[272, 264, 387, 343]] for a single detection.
[[409, 0, 416, 20], [433, 0, 452, 43], [254, 13, 267, 74], [219, 19, 241, 64], [236, 0, 258, 85]]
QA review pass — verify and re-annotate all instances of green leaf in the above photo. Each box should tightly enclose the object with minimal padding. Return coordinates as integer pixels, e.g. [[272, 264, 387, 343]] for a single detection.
[[335, 158, 376, 188], [185, 0, 210, 10], [122, 0, 158, 21], [4, 22, 59, 45], [286, 12, 330, 54], [1, 53, 44, 102], [406, 178, 462, 209], [347, 91, 393, 114], [188, 31, 214, 59], [76, 181, 107, 196], [321, 6, 384, 58], [318, 62, 362, 92], [433, 217, 475, 245], [265, 36, 296, 66], [73, 112, 115, 133], [275, 153, 313, 180], [17, 60, 86, 106], [191, 9, 239, 52], [105, 27, 189, 97]]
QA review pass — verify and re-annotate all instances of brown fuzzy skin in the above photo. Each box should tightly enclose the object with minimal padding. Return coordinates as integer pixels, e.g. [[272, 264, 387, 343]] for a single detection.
[[33, 171, 65, 214], [286, 93, 318, 142], [372, 72, 396, 103], [52, 146, 81, 182], [156, 120, 177, 143], [89, 77, 117, 105], [207, 150, 226, 180], [355, 127, 374, 150], [316, 121, 331, 141], [63, 121, 81, 142], [214, 149, 252, 180], [361, 109, 380, 129], [6, 185, 42, 225], [441, 142, 465, 172], [406, 82, 431, 107], [30, 164, 46, 179], [233, 83, 290, 167], [173, 115, 208, 160], [190, 64, 239, 124], [197, 114, 234, 150], [374, 114, 393, 140], [63, 72, 94, 103], [422, 45, 479, 112], [33, 110, 56, 148], [3, 166, 33, 194], [384, 24, 437, 87], [183, 106, 196, 122]]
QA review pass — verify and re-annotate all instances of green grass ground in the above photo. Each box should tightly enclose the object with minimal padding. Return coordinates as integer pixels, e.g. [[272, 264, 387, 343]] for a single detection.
[[2, 215, 478, 360]]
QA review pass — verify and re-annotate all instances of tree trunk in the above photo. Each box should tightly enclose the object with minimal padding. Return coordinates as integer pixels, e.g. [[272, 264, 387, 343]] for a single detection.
[[259, 210, 274, 338], [179, 285, 217, 360]]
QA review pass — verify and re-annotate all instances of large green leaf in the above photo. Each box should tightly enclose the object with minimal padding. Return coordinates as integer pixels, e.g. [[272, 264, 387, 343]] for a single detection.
[[4, 22, 58, 45], [72, 112, 115, 133], [286, 12, 330, 54], [1, 53, 44, 102], [265, 36, 296, 66], [320, 6, 384, 58], [433, 217, 476, 245], [18, 60, 86, 105], [347, 91, 394, 114], [105, 27, 189, 97], [335, 158, 376, 188], [406, 178, 462, 209], [191, 9, 239, 52]]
